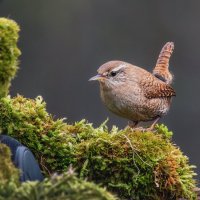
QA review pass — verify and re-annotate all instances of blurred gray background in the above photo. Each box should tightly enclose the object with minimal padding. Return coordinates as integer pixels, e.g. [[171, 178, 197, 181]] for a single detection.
[[0, 0, 200, 178]]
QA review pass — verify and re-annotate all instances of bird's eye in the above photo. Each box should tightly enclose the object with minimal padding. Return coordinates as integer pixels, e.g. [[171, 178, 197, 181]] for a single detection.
[[110, 71, 117, 77]]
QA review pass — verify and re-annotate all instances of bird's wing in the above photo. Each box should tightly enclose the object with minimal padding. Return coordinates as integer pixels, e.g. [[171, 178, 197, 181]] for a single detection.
[[141, 78, 176, 99]]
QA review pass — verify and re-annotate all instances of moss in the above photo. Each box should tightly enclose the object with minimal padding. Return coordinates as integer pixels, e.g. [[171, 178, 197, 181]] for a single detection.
[[10, 172, 117, 200], [0, 18, 197, 199], [0, 95, 77, 174], [0, 146, 116, 200], [0, 133, 115, 200], [0, 18, 21, 98], [0, 143, 19, 199], [0, 95, 197, 199]]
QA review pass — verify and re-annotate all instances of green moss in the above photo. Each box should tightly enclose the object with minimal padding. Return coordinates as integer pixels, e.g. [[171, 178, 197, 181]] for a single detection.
[[0, 143, 19, 199], [10, 172, 117, 200], [0, 95, 77, 174], [0, 18, 21, 97], [0, 18, 197, 199], [0, 95, 197, 199], [0, 134, 115, 200]]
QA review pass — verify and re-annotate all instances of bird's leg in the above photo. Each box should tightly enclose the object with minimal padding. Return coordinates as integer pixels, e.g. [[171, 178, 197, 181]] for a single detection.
[[146, 117, 160, 131], [128, 121, 139, 128], [128, 121, 146, 132], [128, 117, 160, 132]]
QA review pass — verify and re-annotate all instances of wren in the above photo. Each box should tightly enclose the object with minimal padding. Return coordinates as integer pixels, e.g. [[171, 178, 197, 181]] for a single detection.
[[89, 42, 175, 130]]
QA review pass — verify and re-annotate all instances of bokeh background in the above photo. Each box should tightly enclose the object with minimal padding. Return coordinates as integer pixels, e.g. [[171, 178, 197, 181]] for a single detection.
[[0, 1, 200, 178]]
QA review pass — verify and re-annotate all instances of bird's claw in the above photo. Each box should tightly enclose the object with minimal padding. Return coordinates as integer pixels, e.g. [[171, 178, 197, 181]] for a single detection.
[[129, 126, 156, 133]]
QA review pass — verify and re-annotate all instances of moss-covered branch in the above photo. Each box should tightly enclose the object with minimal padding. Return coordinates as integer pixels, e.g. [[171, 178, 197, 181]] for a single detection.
[[0, 95, 197, 199], [0, 149, 116, 200], [0, 18, 21, 98]]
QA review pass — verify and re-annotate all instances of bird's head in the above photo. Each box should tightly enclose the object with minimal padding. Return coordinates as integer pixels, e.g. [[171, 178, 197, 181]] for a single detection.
[[89, 61, 129, 88]]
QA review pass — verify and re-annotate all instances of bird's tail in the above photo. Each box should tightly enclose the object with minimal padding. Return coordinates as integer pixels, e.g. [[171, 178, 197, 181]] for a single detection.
[[153, 42, 174, 85]]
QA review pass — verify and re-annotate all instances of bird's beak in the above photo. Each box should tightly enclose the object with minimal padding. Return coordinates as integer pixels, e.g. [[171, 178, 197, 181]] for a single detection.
[[89, 74, 104, 81]]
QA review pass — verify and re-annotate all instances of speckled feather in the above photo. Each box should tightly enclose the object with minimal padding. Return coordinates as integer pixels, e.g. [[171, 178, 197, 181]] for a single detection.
[[140, 73, 176, 99]]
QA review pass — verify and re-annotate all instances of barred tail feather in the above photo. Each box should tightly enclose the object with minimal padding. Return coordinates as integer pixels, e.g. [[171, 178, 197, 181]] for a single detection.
[[153, 42, 174, 85]]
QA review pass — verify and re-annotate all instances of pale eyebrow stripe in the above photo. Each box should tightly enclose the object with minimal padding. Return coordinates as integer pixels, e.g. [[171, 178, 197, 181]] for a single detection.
[[112, 64, 127, 72]]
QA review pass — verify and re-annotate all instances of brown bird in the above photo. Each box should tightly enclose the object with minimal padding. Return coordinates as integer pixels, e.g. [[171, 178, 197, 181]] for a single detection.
[[89, 42, 176, 130]]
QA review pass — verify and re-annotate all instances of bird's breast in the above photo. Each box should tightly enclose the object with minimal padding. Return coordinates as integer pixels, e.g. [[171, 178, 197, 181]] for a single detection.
[[100, 82, 144, 119], [99, 82, 172, 121]]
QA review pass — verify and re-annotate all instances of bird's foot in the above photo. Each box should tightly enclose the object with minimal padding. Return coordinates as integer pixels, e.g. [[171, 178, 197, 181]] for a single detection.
[[130, 126, 156, 133], [144, 126, 156, 132], [127, 117, 160, 132], [127, 121, 139, 129], [146, 117, 160, 132], [132, 126, 146, 132]]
